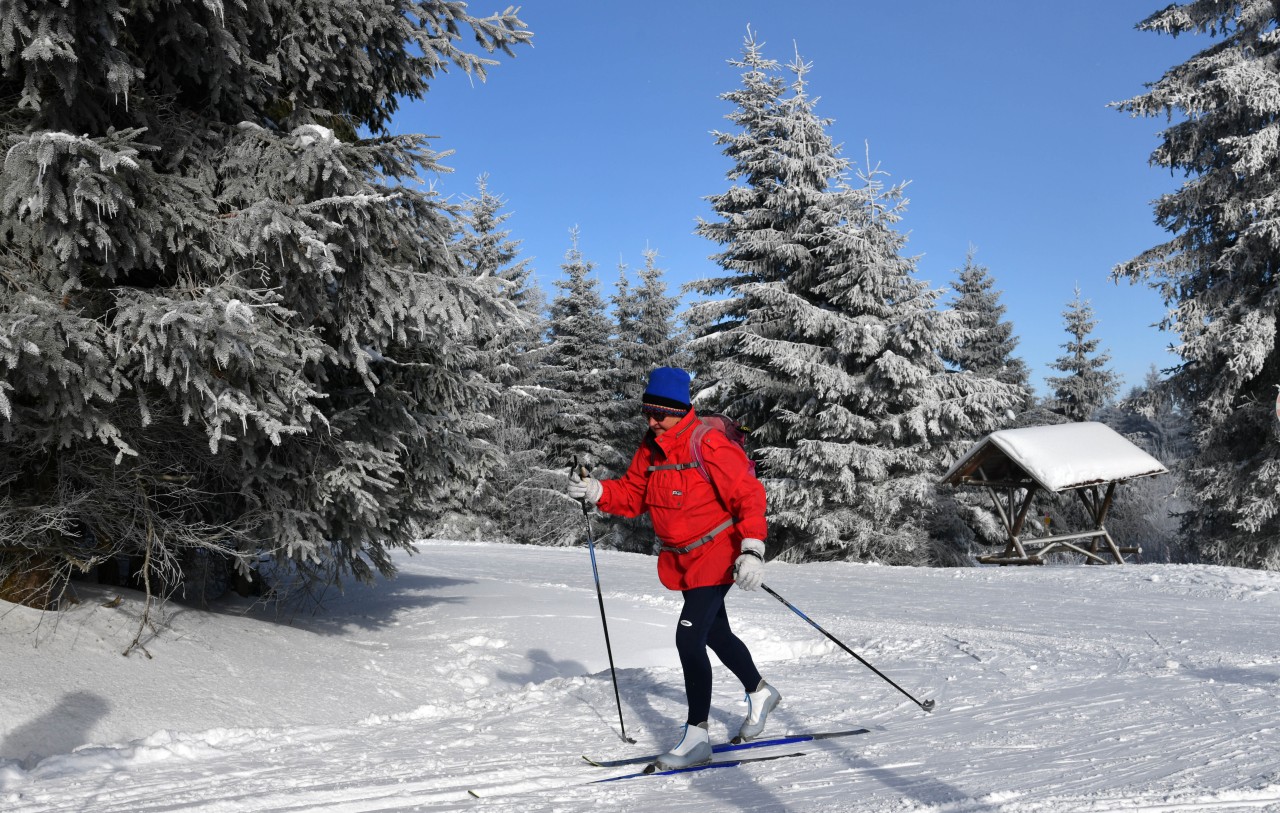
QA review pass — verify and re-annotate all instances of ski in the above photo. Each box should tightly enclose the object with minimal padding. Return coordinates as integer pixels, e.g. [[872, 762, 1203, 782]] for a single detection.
[[582, 726, 870, 768], [466, 751, 807, 798], [591, 750, 807, 784]]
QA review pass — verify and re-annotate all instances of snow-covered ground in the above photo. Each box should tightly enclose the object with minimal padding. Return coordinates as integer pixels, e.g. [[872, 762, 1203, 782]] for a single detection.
[[2, 540, 1279, 812]]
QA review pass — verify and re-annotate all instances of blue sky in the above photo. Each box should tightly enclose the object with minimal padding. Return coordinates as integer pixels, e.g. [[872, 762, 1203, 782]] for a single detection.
[[394, 1, 1206, 396]]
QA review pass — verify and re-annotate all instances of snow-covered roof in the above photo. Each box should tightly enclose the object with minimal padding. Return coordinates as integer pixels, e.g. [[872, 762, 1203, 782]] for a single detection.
[[940, 422, 1169, 493]]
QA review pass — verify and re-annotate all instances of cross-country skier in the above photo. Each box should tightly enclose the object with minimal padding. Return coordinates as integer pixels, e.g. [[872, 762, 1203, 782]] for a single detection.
[[567, 366, 781, 770]]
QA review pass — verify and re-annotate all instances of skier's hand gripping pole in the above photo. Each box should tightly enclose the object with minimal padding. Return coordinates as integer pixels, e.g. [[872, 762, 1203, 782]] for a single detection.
[[567, 462, 602, 513]]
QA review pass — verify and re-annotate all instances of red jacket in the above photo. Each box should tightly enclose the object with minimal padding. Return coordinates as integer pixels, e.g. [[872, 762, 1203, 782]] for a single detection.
[[597, 409, 768, 591]]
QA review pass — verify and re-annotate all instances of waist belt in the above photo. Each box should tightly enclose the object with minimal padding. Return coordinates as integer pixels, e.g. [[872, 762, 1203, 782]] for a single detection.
[[661, 517, 736, 555]]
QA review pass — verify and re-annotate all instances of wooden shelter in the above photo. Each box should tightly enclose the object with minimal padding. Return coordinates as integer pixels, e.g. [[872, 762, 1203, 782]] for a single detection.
[[940, 422, 1168, 565]]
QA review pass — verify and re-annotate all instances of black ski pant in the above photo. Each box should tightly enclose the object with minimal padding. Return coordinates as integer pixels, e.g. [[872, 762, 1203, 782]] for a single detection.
[[676, 583, 763, 726]]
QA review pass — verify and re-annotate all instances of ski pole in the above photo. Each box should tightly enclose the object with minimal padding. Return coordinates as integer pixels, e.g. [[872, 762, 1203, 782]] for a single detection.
[[761, 583, 936, 713], [572, 460, 636, 743]]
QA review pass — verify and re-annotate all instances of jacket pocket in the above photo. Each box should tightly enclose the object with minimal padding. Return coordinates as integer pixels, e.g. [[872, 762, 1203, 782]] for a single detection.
[[645, 466, 687, 510]]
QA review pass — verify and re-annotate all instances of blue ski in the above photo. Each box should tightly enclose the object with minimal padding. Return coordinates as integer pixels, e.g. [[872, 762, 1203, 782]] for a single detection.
[[582, 726, 870, 768], [591, 750, 807, 783], [467, 751, 808, 798]]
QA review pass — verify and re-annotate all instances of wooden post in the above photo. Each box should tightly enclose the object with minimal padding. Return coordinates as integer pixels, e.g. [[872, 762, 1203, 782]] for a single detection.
[[1009, 487, 1037, 560]]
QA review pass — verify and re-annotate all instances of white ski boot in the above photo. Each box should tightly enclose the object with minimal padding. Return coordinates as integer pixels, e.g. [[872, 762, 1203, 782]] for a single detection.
[[736, 679, 781, 742], [654, 721, 712, 770]]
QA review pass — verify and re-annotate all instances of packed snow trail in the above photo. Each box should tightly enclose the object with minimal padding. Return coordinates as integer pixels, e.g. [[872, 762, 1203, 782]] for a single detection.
[[2, 541, 1280, 812]]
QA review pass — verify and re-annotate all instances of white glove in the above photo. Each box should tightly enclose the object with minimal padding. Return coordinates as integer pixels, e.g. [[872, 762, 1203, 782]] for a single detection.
[[734, 538, 766, 591], [567, 468, 603, 506]]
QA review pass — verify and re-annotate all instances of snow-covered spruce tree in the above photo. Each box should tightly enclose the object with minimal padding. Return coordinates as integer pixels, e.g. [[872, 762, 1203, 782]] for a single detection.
[[606, 248, 682, 552], [454, 174, 543, 369], [689, 44, 849, 558], [542, 229, 621, 479], [686, 28, 786, 408], [630, 249, 686, 376], [1114, 2, 1280, 570], [811, 167, 1022, 565], [1045, 287, 1120, 422], [941, 249, 1033, 413], [610, 248, 682, 450], [690, 41, 1021, 563], [447, 174, 552, 543], [607, 260, 643, 471], [0, 1, 531, 615], [935, 249, 1036, 555]]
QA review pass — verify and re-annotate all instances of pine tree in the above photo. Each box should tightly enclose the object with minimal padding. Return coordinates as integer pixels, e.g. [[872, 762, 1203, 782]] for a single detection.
[[606, 248, 682, 551], [687, 28, 787, 407], [934, 250, 1036, 558], [453, 174, 547, 421], [543, 229, 620, 473], [608, 261, 642, 463], [455, 174, 542, 350], [608, 249, 681, 465], [1046, 287, 1120, 422], [690, 44, 844, 440], [690, 45, 851, 557], [1113, 1, 1280, 569], [449, 174, 550, 541], [941, 249, 1033, 411], [631, 248, 685, 374], [806, 166, 1021, 563], [0, 2, 530, 615], [690, 39, 1021, 563]]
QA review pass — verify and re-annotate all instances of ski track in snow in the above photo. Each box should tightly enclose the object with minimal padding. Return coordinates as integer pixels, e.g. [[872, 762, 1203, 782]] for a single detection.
[[2, 541, 1279, 812]]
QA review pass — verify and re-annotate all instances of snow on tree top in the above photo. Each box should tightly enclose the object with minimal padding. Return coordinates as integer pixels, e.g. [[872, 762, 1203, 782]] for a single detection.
[[292, 124, 336, 146], [941, 421, 1168, 493]]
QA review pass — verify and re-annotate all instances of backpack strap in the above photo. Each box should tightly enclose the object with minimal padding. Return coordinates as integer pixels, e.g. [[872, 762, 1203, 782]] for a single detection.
[[688, 423, 713, 484], [646, 461, 700, 473]]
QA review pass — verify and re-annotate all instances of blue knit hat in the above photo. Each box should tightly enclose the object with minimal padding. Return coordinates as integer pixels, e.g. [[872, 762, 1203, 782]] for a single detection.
[[642, 367, 692, 417]]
